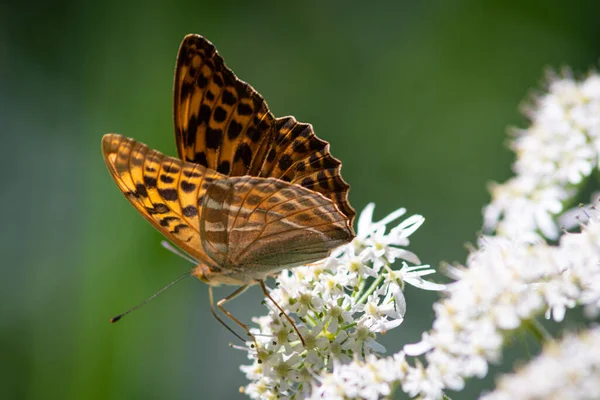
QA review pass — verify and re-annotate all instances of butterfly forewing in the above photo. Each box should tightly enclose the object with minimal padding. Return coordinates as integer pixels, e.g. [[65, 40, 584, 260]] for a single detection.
[[102, 133, 223, 268], [173, 34, 356, 227], [200, 176, 353, 276], [173, 34, 275, 176]]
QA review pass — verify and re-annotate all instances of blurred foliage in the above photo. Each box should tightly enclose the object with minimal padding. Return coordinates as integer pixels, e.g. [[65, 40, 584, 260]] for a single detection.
[[1, 0, 599, 398]]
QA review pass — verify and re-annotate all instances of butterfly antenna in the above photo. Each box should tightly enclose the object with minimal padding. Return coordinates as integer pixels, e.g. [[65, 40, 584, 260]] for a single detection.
[[110, 270, 192, 323], [161, 240, 197, 264]]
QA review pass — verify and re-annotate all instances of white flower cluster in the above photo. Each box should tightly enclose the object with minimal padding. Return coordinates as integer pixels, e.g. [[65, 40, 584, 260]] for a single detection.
[[311, 208, 600, 400], [309, 353, 407, 400], [484, 73, 600, 239], [480, 326, 600, 400], [238, 71, 600, 399], [240, 204, 443, 399], [400, 207, 600, 399]]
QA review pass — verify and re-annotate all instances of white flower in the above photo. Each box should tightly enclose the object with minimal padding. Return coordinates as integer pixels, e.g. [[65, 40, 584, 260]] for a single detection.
[[356, 293, 404, 333], [398, 205, 600, 399], [309, 353, 409, 400], [241, 71, 600, 400], [484, 176, 568, 239], [386, 262, 446, 292], [239, 204, 434, 398], [484, 72, 600, 240], [356, 202, 408, 239], [402, 360, 445, 400], [481, 327, 600, 400]]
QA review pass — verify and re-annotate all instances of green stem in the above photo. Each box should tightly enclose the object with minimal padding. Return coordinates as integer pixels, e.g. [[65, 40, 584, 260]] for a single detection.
[[353, 276, 365, 299], [305, 314, 318, 328], [341, 322, 357, 331], [518, 328, 531, 359], [357, 274, 385, 305], [523, 318, 552, 342]]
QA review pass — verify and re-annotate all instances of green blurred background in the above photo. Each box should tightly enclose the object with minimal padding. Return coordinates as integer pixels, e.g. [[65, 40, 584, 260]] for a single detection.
[[2, 0, 599, 398]]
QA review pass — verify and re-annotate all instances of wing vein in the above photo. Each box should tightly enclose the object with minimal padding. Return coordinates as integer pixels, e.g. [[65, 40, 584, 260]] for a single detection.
[[233, 200, 343, 263]]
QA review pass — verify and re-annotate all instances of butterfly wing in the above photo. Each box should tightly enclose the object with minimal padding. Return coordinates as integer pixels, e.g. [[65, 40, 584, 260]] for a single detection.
[[258, 117, 355, 226], [102, 133, 222, 267], [173, 34, 275, 176], [199, 175, 354, 281], [173, 34, 355, 226]]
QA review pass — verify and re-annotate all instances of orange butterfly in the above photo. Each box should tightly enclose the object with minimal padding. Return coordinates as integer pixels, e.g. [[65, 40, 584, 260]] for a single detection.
[[103, 34, 355, 345]]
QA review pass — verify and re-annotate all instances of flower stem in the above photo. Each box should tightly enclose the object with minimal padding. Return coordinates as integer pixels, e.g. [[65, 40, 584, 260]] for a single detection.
[[353, 276, 365, 299], [357, 274, 385, 305], [341, 322, 357, 331], [522, 318, 552, 343]]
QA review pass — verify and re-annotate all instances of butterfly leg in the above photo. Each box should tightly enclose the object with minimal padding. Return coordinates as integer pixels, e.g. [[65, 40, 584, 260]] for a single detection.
[[208, 285, 248, 343], [258, 280, 305, 346], [208, 285, 259, 349]]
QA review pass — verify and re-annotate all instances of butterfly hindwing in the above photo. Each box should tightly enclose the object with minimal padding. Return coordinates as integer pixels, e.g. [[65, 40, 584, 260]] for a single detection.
[[199, 175, 353, 277], [102, 133, 223, 267], [199, 178, 233, 268]]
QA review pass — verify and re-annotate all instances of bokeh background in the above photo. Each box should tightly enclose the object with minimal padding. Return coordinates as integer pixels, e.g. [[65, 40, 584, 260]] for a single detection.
[[2, 0, 600, 398]]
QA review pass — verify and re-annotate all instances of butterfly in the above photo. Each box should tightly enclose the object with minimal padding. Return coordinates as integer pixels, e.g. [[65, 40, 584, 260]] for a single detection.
[[102, 34, 355, 345]]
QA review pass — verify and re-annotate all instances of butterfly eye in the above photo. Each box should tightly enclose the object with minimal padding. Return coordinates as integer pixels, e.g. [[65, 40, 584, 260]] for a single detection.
[[193, 264, 211, 283]]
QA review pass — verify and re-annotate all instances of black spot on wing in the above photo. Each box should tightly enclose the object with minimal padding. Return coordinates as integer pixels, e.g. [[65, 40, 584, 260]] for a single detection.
[[198, 105, 212, 124], [301, 177, 314, 190], [163, 164, 180, 174], [197, 73, 208, 88], [234, 143, 252, 168], [214, 106, 227, 122], [237, 103, 253, 116], [206, 128, 222, 149], [146, 203, 169, 215], [222, 89, 236, 105], [317, 171, 330, 190], [193, 152, 208, 166], [159, 216, 179, 227], [183, 169, 202, 178], [217, 161, 231, 174], [181, 181, 196, 193], [278, 154, 293, 171], [135, 183, 148, 198], [160, 174, 174, 183], [247, 194, 261, 205], [144, 176, 157, 188], [292, 141, 307, 153], [182, 206, 198, 217], [171, 224, 189, 234], [297, 213, 312, 222], [159, 189, 178, 201], [228, 120, 242, 139], [281, 202, 296, 212], [246, 127, 261, 143]]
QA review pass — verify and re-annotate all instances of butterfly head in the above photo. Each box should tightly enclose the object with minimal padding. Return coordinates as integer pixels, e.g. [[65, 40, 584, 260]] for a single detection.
[[192, 262, 262, 286], [192, 264, 212, 284]]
